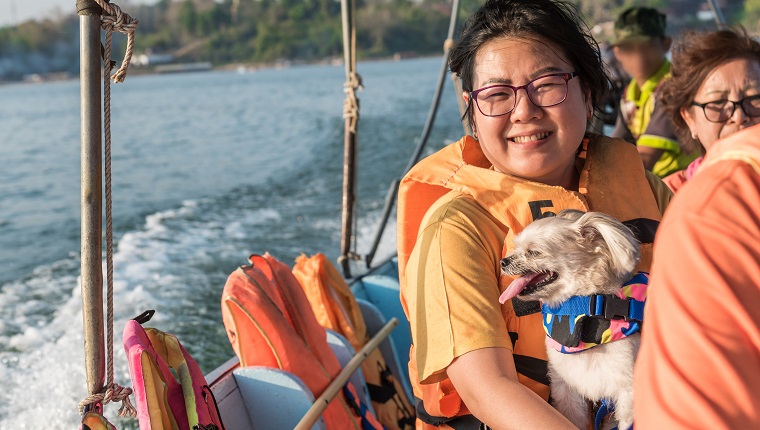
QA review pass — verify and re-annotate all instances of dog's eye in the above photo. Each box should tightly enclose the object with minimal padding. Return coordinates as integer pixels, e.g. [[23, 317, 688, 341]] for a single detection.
[[527, 250, 542, 257]]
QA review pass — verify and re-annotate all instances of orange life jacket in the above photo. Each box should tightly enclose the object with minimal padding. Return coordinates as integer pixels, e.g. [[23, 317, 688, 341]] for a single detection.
[[397, 134, 663, 427], [221, 253, 378, 430], [293, 253, 416, 430]]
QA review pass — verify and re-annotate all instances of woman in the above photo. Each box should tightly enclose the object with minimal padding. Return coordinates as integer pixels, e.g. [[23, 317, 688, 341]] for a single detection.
[[396, 0, 672, 428], [659, 28, 760, 192]]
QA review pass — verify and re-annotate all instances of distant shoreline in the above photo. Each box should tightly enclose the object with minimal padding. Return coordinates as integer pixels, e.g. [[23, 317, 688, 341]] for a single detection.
[[0, 52, 441, 86]]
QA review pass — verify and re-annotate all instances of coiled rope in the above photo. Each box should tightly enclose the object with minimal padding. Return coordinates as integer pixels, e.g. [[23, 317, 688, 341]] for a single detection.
[[77, 0, 139, 420]]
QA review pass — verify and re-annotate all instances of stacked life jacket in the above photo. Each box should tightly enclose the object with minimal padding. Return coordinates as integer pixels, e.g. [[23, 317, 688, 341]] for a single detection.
[[397, 134, 664, 428], [221, 253, 383, 430], [123, 310, 225, 430], [292, 253, 416, 430]]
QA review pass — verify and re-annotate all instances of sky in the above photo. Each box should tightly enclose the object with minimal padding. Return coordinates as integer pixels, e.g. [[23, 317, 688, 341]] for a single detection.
[[0, 0, 156, 27]]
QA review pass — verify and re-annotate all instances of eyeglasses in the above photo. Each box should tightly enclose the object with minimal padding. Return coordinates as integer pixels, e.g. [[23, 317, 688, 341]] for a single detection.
[[470, 72, 578, 117], [692, 95, 760, 123]]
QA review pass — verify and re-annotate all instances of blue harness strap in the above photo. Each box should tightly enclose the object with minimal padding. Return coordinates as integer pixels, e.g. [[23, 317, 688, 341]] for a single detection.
[[594, 399, 615, 430], [343, 383, 387, 430], [541, 273, 649, 353], [594, 398, 634, 430], [542, 272, 648, 323]]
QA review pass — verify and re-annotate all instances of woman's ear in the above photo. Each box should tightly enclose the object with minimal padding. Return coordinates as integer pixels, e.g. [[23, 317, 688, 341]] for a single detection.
[[584, 87, 593, 119], [680, 106, 698, 140], [463, 91, 478, 138]]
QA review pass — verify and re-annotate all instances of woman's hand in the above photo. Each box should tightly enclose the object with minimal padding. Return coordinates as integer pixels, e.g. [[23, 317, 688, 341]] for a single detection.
[[447, 347, 577, 430]]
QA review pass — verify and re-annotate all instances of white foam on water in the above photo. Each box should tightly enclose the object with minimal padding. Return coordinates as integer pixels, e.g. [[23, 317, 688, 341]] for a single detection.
[[0, 199, 286, 428]]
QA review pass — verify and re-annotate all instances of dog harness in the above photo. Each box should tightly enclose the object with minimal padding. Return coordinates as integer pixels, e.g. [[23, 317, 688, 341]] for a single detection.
[[542, 272, 649, 354]]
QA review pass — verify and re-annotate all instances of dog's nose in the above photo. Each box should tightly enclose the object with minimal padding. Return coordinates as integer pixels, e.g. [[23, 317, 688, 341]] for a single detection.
[[500, 255, 514, 271]]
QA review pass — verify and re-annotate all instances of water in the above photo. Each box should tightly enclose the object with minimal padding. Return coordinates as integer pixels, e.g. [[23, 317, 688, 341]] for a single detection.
[[0, 57, 464, 428]]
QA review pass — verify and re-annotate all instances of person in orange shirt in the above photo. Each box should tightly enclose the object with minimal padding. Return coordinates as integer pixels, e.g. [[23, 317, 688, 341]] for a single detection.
[[634, 124, 760, 428], [658, 28, 760, 192]]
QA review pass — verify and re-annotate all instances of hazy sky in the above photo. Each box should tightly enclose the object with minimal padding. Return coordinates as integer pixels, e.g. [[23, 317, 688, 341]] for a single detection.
[[0, 0, 156, 27]]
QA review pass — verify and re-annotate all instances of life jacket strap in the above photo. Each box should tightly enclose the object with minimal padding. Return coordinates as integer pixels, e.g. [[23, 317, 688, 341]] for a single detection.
[[594, 399, 615, 430], [343, 383, 385, 430], [541, 272, 649, 323], [414, 397, 491, 429]]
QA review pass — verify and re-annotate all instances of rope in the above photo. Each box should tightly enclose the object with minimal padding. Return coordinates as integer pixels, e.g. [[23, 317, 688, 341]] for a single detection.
[[97, 0, 139, 83], [342, 71, 363, 134], [77, 0, 139, 421], [78, 385, 137, 417]]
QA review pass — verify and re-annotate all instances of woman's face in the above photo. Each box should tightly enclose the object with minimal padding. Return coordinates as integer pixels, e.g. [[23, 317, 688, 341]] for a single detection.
[[464, 37, 591, 188], [682, 58, 760, 151]]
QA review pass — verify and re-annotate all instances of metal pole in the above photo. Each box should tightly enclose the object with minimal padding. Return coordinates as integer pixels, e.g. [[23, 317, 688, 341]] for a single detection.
[[706, 0, 727, 28], [78, 0, 105, 405], [339, 0, 358, 277]]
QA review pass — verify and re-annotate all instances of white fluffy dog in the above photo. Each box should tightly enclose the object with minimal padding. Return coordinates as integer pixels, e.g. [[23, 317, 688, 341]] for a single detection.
[[499, 209, 642, 430]]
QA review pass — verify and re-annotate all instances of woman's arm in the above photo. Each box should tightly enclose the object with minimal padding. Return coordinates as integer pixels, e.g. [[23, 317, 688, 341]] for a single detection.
[[448, 347, 577, 430]]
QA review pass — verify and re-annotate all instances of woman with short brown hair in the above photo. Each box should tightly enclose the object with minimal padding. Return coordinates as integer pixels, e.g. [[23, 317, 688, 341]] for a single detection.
[[659, 28, 760, 192]]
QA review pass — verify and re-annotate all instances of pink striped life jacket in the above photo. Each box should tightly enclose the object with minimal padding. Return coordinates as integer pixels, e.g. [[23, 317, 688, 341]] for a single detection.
[[123, 311, 224, 430]]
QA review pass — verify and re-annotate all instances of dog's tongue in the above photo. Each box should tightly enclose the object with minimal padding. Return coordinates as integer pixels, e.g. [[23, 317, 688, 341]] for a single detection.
[[499, 272, 545, 304]]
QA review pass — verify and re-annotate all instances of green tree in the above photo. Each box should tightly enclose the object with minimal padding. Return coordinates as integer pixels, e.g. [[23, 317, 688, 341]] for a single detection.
[[179, 0, 197, 35], [744, 0, 760, 31]]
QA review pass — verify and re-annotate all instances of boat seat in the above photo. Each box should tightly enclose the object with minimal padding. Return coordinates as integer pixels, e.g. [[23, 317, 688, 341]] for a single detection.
[[325, 329, 375, 415], [352, 270, 413, 400], [233, 366, 327, 430], [356, 298, 414, 403]]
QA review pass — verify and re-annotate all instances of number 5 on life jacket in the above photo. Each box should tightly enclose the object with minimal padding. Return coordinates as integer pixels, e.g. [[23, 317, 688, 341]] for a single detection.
[[123, 310, 225, 430]]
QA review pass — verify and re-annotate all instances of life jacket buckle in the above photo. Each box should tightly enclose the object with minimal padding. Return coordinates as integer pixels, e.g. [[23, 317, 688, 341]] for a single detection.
[[596, 295, 633, 321]]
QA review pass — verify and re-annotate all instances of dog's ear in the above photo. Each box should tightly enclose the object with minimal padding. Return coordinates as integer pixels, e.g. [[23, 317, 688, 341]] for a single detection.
[[556, 209, 584, 221], [577, 212, 640, 277]]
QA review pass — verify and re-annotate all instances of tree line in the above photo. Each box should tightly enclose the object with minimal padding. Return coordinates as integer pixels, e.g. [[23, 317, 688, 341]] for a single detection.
[[0, 0, 751, 82]]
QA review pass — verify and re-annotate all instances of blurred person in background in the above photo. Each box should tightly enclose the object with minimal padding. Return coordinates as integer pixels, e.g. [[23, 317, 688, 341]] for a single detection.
[[611, 7, 697, 178]]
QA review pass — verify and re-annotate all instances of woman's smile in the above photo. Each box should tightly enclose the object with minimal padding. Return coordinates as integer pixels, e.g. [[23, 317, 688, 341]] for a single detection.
[[508, 131, 553, 148]]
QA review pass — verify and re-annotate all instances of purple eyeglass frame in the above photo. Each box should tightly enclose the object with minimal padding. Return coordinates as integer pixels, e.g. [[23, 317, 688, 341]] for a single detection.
[[470, 72, 578, 117]]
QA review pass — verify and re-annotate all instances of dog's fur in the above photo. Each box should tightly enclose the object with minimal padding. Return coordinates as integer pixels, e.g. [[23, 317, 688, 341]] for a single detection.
[[500, 209, 641, 429]]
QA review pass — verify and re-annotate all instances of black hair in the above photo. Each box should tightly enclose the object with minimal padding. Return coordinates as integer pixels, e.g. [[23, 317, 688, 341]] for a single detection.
[[449, 0, 609, 129]]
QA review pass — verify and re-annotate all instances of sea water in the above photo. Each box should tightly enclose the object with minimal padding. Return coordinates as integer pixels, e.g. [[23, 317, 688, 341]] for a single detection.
[[0, 56, 463, 427]]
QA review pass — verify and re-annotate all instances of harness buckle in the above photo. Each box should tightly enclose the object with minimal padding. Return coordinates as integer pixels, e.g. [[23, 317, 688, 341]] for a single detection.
[[602, 295, 633, 321]]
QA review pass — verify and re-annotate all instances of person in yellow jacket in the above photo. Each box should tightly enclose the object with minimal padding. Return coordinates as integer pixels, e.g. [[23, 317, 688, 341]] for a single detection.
[[610, 7, 696, 177], [397, 1, 672, 428]]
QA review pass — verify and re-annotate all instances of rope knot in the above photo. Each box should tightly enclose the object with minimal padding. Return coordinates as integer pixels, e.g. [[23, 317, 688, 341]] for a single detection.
[[343, 72, 363, 133], [78, 383, 137, 417], [97, 0, 139, 83]]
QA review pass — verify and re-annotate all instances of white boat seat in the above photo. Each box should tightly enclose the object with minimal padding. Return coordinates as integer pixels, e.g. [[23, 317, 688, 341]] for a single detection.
[[233, 366, 327, 430]]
